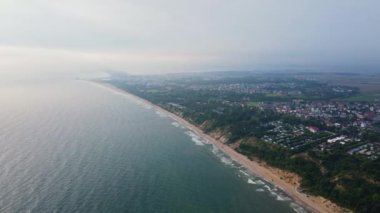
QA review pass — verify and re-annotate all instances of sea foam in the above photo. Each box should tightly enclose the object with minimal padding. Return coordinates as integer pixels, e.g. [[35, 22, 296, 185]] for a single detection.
[[210, 144, 235, 166], [185, 131, 205, 146], [290, 202, 308, 213], [220, 157, 233, 166], [240, 170, 249, 176], [171, 122, 180, 128], [255, 180, 265, 185], [155, 110, 167, 118], [247, 179, 256, 184]]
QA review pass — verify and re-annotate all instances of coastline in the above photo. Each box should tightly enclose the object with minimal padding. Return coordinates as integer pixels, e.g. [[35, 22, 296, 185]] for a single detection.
[[94, 81, 349, 213]]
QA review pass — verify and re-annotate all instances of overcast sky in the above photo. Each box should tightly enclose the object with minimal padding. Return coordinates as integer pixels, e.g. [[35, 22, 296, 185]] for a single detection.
[[0, 0, 379, 75]]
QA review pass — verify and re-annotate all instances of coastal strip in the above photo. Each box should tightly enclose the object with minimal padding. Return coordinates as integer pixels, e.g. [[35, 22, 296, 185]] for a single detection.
[[93, 81, 349, 213]]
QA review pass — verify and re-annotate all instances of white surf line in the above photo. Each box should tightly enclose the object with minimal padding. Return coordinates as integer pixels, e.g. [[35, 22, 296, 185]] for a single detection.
[[91, 81, 314, 213]]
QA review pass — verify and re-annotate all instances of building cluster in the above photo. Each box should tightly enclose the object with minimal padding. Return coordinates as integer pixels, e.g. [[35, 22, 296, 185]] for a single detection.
[[267, 101, 380, 130], [188, 82, 356, 99], [189, 82, 302, 96], [261, 101, 380, 159], [348, 142, 380, 160], [261, 121, 334, 150]]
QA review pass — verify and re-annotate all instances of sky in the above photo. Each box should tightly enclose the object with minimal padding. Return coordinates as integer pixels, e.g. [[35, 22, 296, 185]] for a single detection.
[[0, 0, 379, 76]]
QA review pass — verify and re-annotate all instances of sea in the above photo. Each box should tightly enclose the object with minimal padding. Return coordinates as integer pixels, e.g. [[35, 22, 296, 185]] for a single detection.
[[0, 77, 307, 212]]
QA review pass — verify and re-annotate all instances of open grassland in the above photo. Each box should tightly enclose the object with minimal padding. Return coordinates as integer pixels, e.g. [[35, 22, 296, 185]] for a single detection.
[[295, 72, 380, 102]]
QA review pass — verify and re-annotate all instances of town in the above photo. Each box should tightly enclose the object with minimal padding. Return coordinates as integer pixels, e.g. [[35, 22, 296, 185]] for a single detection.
[[263, 100, 380, 159], [101, 71, 380, 213], [104, 71, 380, 159]]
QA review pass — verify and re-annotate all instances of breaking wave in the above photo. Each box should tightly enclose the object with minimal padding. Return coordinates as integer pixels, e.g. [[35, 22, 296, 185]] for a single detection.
[[239, 170, 249, 176], [248, 179, 255, 184], [220, 156, 234, 166], [210, 144, 236, 166], [185, 131, 205, 146], [164, 106, 309, 212], [290, 202, 308, 213], [171, 122, 180, 128], [155, 110, 167, 118]]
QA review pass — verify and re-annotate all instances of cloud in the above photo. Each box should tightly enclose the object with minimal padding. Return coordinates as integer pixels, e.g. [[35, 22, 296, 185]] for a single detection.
[[0, 45, 222, 75], [0, 0, 379, 75]]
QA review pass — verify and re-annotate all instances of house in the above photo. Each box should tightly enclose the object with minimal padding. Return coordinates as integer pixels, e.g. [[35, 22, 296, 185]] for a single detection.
[[306, 126, 319, 133]]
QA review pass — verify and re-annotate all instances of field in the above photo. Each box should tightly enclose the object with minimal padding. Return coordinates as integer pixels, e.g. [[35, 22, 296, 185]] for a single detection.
[[246, 101, 263, 107], [344, 94, 380, 102], [295, 72, 380, 102]]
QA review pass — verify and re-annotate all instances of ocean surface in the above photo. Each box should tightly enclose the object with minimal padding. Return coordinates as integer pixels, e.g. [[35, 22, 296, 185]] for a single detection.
[[0, 79, 306, 212]]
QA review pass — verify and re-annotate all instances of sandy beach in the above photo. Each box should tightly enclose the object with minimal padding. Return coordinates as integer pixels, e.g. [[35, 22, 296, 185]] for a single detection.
[[95, 82, 350, 213]]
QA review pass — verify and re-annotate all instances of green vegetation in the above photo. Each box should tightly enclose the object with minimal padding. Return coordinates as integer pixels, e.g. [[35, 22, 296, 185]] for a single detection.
[[101, 71, 380, 213], [246, 101, 262, 107], [238, 140, 380, 213], [344, 94, 380, 102]]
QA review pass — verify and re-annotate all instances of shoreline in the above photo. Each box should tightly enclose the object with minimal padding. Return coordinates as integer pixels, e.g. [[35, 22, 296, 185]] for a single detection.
[[94, 81, 349, 213]]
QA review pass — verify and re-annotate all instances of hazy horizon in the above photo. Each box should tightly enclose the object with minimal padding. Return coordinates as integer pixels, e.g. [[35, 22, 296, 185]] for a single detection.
[[1, 2, 380, 212], [1, 0, 380, 76]]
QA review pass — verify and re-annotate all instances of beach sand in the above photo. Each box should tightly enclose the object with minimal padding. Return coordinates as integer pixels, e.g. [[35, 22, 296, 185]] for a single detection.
[[95, 82, 351, 213]]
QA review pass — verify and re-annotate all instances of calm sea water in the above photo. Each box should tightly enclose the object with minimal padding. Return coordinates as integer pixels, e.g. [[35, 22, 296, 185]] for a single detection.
[[0, 79, 305, 212]]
